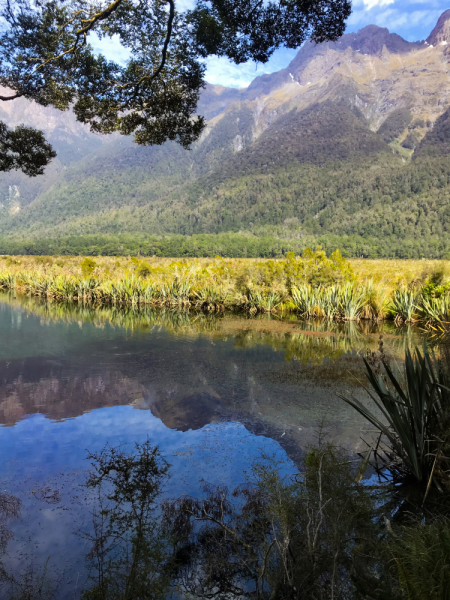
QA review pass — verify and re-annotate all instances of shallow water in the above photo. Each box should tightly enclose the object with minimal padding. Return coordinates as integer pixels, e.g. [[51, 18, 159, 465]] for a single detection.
[[0, 293, 428, 597]]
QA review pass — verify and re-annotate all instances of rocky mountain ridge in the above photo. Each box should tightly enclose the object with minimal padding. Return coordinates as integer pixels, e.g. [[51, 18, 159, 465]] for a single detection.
[[1, 11, 450, 249]]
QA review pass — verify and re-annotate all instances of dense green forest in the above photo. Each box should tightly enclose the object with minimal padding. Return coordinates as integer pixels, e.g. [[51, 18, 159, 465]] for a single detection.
[[1, 102, 450, 257], [1, 231, 450, 258]]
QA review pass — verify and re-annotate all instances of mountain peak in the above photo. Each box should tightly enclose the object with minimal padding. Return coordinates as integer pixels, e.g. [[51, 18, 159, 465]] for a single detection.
[[427, 9, 450, 46], [329, 24, 421, 55], [277, 23, 422, 91]]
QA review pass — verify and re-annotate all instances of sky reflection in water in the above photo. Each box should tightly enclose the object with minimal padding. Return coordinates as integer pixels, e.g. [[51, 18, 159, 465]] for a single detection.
[[0, 293, 428, 597]]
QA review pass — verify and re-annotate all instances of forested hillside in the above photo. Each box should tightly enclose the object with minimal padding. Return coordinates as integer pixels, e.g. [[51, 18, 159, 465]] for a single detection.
[[2, 12, 450, 257]]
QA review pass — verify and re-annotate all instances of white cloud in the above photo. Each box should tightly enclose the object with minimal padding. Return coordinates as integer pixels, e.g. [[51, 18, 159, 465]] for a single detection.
[[347, 2, 444, 39], [362, 0, 394, 9], [372, 8, 442, 30], [205, 56, 267, 88], [406, 0, 442, 5], [347, 9, 371, 25], [175, 0, 196, 10], [205, 48, 297, 88], [89, 31, 296, 90]]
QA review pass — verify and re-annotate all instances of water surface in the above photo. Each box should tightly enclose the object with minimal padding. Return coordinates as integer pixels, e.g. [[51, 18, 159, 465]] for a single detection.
[[0, 293, 428, 597]]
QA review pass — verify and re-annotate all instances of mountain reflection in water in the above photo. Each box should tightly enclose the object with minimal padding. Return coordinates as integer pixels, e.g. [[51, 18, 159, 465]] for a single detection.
[[0, 292, 427, 452], [0, 293, 430, 599]]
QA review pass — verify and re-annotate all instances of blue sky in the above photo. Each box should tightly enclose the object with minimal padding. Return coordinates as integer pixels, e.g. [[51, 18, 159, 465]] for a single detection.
[[92, 0, 449, 89]]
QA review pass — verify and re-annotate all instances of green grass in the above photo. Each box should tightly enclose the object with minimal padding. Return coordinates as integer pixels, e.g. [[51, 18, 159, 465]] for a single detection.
[[0, 252, 449, 323]]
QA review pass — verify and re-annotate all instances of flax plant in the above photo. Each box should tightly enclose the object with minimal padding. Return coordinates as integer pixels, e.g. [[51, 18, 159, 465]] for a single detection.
[[417, 296, 450, 325], [340, 347, 450, 492], [362, 280, 390, 320], [318, 285, 341, 320], [192, 284, 229, 310], [338, 283, 366, 320], [389, 290, 419, 323], [291, 285, 319, 317]]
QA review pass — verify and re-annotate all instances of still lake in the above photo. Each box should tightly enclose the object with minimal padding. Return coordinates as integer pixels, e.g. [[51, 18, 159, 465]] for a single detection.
[[0, 292, 427, 597]]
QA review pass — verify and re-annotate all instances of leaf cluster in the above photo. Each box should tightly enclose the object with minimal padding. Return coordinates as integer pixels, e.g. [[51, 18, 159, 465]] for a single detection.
[[0, 0, 205, 148], [0, 122, 56, 177], [0, 0, 351, 172]]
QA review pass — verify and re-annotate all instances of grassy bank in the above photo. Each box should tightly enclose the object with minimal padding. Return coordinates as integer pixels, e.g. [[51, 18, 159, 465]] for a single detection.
[[1, 251, 450, 324]]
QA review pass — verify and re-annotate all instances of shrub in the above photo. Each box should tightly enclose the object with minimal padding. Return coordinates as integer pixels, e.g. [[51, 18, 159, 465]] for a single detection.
[[80, 257, 97, 278], [164, 443, 389, 600], [33, 255, 52, 265], [389, 517, 450, 600], [285, 247, 354, 290], [3, 257, 20, 267], [135, 261, 152, 278]]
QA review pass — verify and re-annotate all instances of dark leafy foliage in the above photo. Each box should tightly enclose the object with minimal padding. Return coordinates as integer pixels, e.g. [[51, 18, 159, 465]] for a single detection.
[[0, 0, 351, 173], [0, 123, 55, 176], [3, 231, 450, 259], [0, 232, 311, 258]]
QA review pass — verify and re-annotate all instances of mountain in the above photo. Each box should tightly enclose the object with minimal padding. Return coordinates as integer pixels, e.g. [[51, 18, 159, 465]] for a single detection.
[[2, 12, 450, 257], [427, 9, 450, 45]]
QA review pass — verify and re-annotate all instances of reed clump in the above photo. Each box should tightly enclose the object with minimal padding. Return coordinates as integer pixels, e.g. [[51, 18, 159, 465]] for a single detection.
[[0, 251, 449, 324]]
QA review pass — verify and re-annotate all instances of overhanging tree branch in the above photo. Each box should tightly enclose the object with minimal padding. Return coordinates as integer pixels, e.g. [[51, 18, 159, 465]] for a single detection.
[[0, 0, 351, 174], [0, 93, 22, 101]]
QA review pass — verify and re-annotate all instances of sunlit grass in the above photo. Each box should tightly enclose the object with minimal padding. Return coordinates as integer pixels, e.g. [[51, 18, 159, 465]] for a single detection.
[[0, 255, 448, 323]]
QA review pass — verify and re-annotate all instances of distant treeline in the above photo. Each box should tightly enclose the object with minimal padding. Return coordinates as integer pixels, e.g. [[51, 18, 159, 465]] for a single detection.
[[0, 233, 449, 259], [0, 234, 306, 258]]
